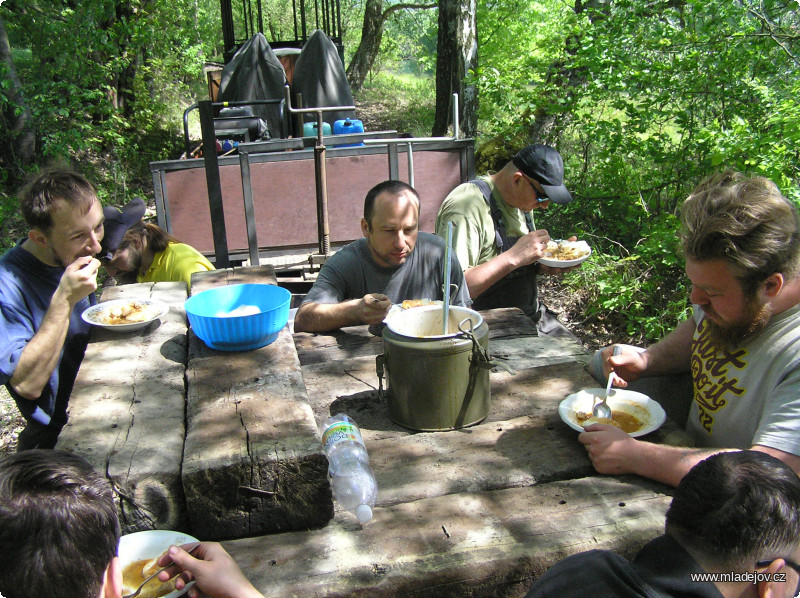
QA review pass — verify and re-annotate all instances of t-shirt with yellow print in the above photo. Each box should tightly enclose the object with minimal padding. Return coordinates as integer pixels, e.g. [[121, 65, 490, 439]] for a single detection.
[[686, 302, 800, 455], [137, 242, 214, 291]]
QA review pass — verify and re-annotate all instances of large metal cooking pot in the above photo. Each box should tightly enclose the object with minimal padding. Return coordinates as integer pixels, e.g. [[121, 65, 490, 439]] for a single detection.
[[377, 305, 491, 431]]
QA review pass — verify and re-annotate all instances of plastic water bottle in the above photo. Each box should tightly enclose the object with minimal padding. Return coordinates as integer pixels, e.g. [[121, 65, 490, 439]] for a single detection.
[[320, 413, 377, 523]]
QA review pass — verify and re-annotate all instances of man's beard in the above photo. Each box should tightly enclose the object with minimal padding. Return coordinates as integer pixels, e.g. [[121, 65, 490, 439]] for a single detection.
[[704, 299, 773, 349]]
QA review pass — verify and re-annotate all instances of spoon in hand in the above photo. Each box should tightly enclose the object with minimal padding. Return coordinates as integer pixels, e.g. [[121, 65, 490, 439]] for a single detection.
[[122, 544, 199, 598], [593, 345, 622, 420]]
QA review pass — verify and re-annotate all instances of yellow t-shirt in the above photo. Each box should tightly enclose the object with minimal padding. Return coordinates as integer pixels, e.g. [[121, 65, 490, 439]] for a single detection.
[[137, 242, 214, 290]]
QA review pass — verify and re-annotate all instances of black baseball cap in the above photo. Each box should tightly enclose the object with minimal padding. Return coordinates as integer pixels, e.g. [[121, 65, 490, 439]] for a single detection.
[[511, 144, 573, 205], [100, 198, 146, 260]]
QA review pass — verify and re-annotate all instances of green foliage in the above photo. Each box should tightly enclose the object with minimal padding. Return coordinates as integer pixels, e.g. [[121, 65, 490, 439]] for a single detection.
[[562, 213, 691, 344], [2, 0, 220, 198], [0, 192, 23, 255], [475, 0, 800, 342], [356, 71, 435, 137]]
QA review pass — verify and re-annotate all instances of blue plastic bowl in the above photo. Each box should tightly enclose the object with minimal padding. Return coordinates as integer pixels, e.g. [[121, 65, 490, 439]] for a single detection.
[[184, 284, 291, 351]]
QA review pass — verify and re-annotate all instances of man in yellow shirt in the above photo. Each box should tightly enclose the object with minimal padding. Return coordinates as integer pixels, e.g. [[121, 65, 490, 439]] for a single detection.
[[100, 198, 214, 290]]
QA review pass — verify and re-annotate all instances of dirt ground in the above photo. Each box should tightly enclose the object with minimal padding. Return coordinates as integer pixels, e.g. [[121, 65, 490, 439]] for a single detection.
[[0, 386, 24, 455]]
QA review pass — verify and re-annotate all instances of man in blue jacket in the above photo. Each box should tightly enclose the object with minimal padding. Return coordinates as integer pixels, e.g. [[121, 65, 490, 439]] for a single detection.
[[0, 170, 103, 450]]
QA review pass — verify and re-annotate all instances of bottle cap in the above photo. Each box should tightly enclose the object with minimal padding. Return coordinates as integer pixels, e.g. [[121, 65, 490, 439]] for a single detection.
[[355, 504, 373, 523]]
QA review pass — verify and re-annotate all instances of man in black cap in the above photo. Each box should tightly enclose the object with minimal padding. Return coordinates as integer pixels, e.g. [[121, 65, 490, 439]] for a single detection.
[[100, 199, 213, 290], [435, 144, 578, 337], [99, 197, 147, 265]]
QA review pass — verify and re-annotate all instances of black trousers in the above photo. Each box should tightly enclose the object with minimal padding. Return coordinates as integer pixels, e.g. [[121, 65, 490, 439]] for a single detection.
[[17, 419, 62, 451]]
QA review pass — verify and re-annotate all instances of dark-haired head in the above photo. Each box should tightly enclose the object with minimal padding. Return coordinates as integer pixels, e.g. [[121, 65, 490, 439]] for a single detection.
[[19, 169, 98, 234], [666, 451, 800, 572], [0, 449, 120, 598], [363, 180, 420, 230]]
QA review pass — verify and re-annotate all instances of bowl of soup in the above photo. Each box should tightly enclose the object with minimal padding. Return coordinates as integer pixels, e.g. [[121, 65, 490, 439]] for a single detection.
[[118, 530, 199, 598], [558, 388, 666, 437]]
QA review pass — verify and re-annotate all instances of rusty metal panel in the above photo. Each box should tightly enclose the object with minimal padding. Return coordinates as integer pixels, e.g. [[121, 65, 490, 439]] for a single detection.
[[155, 142, 473, 257]]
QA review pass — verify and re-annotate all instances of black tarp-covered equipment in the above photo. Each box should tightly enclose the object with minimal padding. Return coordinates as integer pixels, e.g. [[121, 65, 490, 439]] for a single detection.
[[292, 30, 356, 126], [218, 33, 288, 139]]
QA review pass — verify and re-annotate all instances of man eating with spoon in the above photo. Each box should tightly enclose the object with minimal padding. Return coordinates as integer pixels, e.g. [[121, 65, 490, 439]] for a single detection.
[[294, 180, 470, 333], [0, 170, 103, 451], [581, 172, 800, 486], [0, 449, 264, 598]]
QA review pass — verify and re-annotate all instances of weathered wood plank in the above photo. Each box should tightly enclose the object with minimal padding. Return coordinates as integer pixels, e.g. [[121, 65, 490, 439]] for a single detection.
[[190, 264, 278, 290], [183, 267, 332, 539], [224, 476, 673, 598], [369, 414, 592, 508], [57, 282, 189, 533]]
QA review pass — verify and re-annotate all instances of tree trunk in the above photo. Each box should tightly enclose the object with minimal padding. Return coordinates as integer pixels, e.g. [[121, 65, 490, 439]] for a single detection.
[[0, 15, 36, 168], [432, 0, 477, 138], [346, 0, 385, 93], [347, 1, 437, 94], [530, 0, 609, 141]]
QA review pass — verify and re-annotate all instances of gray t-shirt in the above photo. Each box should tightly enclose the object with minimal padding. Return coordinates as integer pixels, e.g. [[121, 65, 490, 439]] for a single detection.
[[687, 302, 800, 455], [302, 232, 471, 307]]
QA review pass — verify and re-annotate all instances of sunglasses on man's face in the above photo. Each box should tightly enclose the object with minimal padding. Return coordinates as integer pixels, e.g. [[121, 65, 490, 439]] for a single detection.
[[522, 175, 549, 203]]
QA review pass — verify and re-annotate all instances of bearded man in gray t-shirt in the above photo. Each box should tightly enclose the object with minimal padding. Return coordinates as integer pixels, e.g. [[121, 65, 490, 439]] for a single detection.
[[582, 173, 800, 488], [294, 180, 470, 333]]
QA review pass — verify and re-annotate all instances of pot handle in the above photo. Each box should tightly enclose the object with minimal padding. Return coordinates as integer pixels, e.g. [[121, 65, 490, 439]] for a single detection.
[[485, 358, 515, 375], [375, 353, 387, 399]]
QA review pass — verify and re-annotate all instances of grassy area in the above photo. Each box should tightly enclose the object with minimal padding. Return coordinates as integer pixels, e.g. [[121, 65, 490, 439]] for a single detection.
[[354, 71, 436, 138]]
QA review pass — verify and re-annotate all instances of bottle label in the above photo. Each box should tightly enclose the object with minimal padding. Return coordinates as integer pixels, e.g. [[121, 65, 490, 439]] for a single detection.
[[322, 422, 364, 452]]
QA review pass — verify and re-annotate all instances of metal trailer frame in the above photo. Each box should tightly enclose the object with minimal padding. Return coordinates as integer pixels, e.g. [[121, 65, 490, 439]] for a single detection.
[[150, 137, 475, 269], [220, 0, 343, 64]]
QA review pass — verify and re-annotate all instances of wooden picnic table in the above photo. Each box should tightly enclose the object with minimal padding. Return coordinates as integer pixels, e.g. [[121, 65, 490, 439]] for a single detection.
[[220, 285, 691, 598], [59, 266, 690, 596], [57, 280, 191, 533]]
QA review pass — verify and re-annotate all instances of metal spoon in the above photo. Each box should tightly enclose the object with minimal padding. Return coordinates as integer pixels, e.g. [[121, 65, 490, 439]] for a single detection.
[[593, 345, 622, 419], [122, 544, 199, 598]]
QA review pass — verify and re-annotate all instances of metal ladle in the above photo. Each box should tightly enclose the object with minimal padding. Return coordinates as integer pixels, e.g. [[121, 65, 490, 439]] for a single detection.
[[593, 345, 622, 419], [442, 221, 454, 335]]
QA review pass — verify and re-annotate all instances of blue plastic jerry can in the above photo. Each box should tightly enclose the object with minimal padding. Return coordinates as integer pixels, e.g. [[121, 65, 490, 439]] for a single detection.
[[333, 119, 365, 147], [303, 121, 332, 138]]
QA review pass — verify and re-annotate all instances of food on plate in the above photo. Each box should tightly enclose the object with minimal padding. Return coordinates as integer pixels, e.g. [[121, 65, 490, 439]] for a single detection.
[[580, 416, 622, 430], [121, 556, 176, 598], [215, 304, 261, 317], [576, 401, 647, 434], [93, 301, 161, 326], [401, 299, 441, 309], [544, 240, 590, 261]]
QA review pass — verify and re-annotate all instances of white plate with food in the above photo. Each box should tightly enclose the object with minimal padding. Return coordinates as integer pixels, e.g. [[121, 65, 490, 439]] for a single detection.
[[82, 298, 168, 332], [558, 388, 666, 437], [119, 530, 199, 598], [539, 240, 591, 268]]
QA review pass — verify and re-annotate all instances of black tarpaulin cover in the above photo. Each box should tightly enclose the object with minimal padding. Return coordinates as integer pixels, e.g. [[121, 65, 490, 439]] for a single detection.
[[292, 30, 355, 126], [218, 33, 287, 138]]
